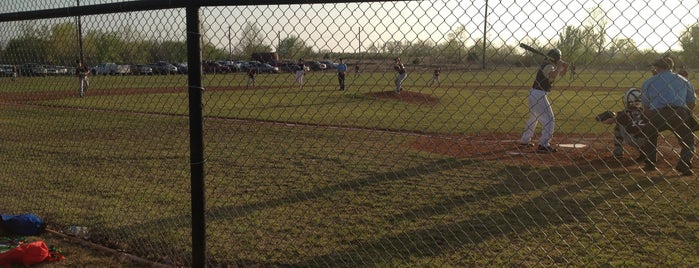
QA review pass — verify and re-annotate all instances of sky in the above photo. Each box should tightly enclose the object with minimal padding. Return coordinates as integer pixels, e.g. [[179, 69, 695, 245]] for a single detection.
[[0, 0, 697, 53]]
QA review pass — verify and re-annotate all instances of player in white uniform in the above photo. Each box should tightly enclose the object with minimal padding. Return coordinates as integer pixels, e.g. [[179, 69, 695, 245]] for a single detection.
[[519, 48, 568, 153]]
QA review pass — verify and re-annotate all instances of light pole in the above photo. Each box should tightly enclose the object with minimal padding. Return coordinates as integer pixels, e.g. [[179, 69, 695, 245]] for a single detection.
[[228, 26, 232, 60]]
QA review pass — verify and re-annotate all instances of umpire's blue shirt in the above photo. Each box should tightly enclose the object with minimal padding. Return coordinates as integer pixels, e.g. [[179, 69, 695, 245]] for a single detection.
[[641, 70, 696, 110], [337, 63, 347, 73]]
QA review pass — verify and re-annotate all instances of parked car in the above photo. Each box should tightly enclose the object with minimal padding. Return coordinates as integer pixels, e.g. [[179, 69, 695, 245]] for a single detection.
[[238, 61, 253, 72], [247, 62, 279, 73], [305, 61, 327, 71], [0, 64, 15, 76], [320, 60, 337, 69], [278, 62, 304, 73], [44, 65, 68, 76], [175, 63, 188, 74], [150, 61, 178, 75], [91, 63, 113, 75], [278, 62, 299, 73], [19, 63, 47, 76], [239, 61, 263, 72], [55, 66, 68, 75], [130, 64, 153, 75], [91, 62, 127, 75], [202, 61, 230, 74], [219, 60, 242, 72], [116, 64, 130, 75]]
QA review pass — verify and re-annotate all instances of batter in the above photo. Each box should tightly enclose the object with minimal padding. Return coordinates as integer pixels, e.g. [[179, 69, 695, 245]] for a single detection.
[[519, 48, 569, 153]]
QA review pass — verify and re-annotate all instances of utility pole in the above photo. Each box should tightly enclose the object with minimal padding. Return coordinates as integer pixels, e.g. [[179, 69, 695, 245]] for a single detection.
[[357, 27, 361, 54], [482, 0, 488, 70], [76, 0, 84, 63], [228, 26, 232, 60]]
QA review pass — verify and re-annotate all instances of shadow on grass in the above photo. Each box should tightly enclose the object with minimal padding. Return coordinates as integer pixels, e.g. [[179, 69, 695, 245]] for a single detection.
[[291, 162, 674, 267], [105, 158, 473, 265]]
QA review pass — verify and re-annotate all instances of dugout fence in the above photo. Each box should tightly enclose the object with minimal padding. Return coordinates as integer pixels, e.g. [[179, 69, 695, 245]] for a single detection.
[[0, 0, 697, 267]]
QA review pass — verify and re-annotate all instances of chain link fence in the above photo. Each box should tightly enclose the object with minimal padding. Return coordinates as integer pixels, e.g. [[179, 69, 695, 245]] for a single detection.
[[0, 0, 697, 266]]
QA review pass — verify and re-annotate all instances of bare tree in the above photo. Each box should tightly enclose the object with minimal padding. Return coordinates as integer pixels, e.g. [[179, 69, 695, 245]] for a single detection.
[[235, 22, 272, 58]]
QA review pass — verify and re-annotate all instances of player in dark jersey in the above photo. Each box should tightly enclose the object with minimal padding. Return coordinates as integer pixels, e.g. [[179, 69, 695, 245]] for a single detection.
[[599, 88, 647, 159], [518, 48, 568, 153]]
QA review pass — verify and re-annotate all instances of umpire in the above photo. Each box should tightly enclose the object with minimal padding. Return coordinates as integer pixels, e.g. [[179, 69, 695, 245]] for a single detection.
[[639, 57, 697, 176]]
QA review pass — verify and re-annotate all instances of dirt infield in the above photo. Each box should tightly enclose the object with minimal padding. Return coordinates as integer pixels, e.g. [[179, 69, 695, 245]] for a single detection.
[[364, 90, 689, 171], [1, 86, 684, 172]]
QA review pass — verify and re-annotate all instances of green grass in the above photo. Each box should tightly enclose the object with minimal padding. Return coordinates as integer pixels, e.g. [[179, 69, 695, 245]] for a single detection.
[[22, 68, 665, 135], [0, 69, 697, 267]]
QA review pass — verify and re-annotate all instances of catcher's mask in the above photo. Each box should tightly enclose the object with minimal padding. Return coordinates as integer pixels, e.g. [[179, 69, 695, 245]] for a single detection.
[[623, 88, 642, 108]]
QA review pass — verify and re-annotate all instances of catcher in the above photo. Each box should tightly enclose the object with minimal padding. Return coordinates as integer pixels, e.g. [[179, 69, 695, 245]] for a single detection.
[[596, 88, 648, 158]]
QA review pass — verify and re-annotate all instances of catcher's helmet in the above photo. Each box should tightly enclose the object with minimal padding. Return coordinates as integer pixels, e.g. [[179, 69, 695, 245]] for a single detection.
[[547, 48, 561, 61], [623, 88, 642, 108]]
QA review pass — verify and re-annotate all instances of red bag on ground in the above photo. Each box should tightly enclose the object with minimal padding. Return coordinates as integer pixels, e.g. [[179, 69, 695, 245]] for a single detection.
[[0, 241, 64, 267]]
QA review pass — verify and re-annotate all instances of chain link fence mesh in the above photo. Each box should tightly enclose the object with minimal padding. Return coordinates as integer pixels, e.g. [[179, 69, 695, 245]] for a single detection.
[[0, 0, 697, 266]]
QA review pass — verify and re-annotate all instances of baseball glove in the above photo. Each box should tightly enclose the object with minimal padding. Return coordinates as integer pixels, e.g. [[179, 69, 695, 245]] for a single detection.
[[595, 111, 616, 122]]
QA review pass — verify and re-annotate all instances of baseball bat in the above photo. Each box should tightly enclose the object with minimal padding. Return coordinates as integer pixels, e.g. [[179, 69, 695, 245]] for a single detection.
[[519, 43, 554, 61]]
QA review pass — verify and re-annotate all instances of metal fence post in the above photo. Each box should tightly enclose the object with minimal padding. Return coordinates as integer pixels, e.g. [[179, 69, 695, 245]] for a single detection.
[[186, 2, 206, 268]]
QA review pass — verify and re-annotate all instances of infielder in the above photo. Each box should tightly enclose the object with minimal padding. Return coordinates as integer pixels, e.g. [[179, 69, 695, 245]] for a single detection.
[[76, 60, 90, 97], [394, 57, 407, 94], [295, 59, 306, 89], [428, 67, 441, 87], [246, 66, 257, 88], [519, 48, 568, 153]]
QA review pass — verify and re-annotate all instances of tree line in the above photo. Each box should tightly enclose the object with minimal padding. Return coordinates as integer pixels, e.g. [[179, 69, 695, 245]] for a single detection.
[[1, 18, 697, 69]]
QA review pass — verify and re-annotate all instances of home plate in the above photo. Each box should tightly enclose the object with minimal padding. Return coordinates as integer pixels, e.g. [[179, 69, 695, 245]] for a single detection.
[[506, 151, 525, 155], [557, 143, 587, 148]]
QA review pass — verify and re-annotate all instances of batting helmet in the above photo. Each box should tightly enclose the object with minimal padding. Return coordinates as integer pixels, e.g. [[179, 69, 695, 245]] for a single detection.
[[547, 48, 561, 61], [623, 88, 642, 108]]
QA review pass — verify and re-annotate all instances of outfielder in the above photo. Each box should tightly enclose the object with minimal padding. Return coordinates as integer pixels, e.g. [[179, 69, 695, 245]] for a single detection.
[[519, 48, 568, 153], [597, 88, 647, 158]]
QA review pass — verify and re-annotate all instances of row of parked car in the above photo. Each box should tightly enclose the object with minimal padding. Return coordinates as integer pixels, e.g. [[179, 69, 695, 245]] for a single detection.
[[1, 59, 341, 77], [89, 61, 183, 76], [205, 59, 338, 74], [0, 63, 74, 77], [203, 60, 281, 74]]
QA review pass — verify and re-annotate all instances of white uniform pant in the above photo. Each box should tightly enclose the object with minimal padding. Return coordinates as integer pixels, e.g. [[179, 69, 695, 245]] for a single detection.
[[79, 77, 89, 96], [395, 73, 407, 92], [520, 88, 554, 147], [295, 70, 304, 87]]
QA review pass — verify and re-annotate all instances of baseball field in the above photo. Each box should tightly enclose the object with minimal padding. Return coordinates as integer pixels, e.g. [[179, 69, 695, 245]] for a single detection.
[[0, 68, 697, 266]]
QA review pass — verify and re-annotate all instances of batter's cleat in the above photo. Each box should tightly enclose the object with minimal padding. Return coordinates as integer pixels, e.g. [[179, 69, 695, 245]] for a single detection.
[[675, 164, 695, 176], [676, 168, 695, 176], [642, 163, 657, 172], [613, 147, 624, 157], [536, 145, 557, 153], [519, 143, 534, 148], [642, 166, 657, 172]]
